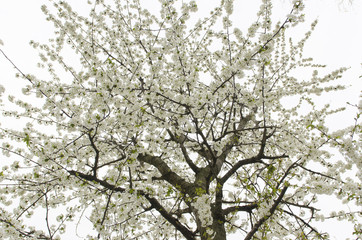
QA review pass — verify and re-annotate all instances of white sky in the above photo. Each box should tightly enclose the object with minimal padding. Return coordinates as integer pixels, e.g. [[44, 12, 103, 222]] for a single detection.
[[0, 0, 361, 239]]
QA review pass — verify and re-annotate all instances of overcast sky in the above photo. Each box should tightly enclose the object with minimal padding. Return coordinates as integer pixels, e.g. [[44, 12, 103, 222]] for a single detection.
[[0, 0, 361, 239]]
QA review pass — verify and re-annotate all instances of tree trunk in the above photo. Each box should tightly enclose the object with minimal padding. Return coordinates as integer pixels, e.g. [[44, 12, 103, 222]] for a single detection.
[[211, 220, 226, 240]]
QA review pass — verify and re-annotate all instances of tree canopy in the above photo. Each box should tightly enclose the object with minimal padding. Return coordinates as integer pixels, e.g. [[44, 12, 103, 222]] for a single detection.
[[0, 0, 361, 239]]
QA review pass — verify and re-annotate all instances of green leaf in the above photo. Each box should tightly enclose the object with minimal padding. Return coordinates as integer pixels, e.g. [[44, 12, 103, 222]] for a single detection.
[[23, 134, 30, 147], [267, 165, 276, 175]]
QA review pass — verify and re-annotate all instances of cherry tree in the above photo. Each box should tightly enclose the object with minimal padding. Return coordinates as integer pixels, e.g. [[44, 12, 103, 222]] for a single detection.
[[0, 0, 361, 239]]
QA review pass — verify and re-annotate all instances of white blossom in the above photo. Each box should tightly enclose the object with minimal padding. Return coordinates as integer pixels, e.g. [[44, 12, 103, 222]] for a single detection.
[[0, 0, 359, 239]]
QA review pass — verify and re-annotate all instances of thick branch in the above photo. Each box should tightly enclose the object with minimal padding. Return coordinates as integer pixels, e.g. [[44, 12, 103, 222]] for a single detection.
[[87, 131, 100, 177], [166, 130, 200, 173], [220, 156, 262, 184], [223, 203, 258, 216], [137, 153, 195, 195], [68, 170, 195, 240], [244, 186, 288, 240], [144, 195, 195, 240], [68, 170, 126, 192]]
